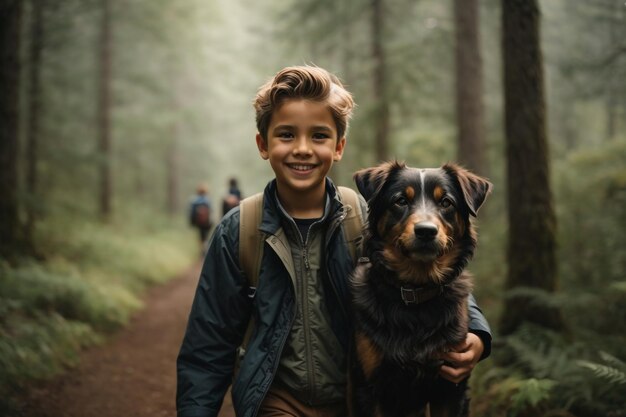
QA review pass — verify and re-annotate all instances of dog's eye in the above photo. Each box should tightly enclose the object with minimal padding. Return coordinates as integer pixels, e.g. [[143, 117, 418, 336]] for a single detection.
[[394, 197, 408, 207], [440, 197, 454, 209]]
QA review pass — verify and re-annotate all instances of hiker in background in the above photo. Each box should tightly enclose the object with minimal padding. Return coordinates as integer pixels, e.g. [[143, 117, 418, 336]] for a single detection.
[[189, 183, 213, 255], [222, 177, 242, 217]]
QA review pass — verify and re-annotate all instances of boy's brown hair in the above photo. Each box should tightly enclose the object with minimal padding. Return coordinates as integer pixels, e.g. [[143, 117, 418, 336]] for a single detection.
[[253, 66, 355, 142]]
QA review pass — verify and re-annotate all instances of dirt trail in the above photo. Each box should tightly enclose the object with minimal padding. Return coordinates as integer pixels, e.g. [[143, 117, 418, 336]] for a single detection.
[[17, 263, 235, 417]]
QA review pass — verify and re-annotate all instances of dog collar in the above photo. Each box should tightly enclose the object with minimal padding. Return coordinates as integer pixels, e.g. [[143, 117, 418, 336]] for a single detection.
[[358, 257, 445, 305], [400, 285, 443, 305]]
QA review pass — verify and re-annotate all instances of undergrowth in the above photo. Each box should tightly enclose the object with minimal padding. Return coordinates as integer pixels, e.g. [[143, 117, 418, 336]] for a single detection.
[[469, 139, 626, 417], [470, 321, 626, 417], [0, 211, 196, 412]]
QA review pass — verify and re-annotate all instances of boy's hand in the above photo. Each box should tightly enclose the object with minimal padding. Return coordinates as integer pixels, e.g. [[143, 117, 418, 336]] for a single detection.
[[438, 333, 484, 384]]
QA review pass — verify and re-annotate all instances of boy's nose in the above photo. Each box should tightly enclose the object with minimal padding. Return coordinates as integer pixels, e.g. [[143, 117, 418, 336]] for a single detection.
[[293, 137, 313, 155]]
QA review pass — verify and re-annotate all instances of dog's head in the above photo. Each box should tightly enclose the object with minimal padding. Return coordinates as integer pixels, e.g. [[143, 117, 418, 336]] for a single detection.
[[353, 161, 491, 285]]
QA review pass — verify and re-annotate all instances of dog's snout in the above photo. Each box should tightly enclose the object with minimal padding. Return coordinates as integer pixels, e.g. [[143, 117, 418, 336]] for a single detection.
[[414, 221, 438, 240]]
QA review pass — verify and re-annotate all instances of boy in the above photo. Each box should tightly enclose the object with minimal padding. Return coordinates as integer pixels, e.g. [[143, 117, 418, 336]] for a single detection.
[[176, 66, 491, 417]]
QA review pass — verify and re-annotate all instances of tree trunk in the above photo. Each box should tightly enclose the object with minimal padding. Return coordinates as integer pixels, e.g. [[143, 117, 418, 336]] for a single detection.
[[606, 88, 616, 141], [499, 0, 566, 335], [0, 1, 23, 259], [25, 0, 44, 243], [341, 1, 354, 88], [371, 0, 389, 162], [454, 0, 487, 176], [166, 128, 180, 216], [605, 0, 618, 141], [97, 0, 112, 221]]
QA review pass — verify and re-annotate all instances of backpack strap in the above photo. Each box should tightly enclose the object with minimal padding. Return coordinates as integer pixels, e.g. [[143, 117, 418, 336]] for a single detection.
[[237, 192, 264, 359], [337, 186, 364, 263], [239, 192, 265, 289]]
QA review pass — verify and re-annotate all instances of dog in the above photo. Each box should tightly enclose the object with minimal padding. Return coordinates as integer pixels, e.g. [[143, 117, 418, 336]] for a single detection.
[[348, 161, 491, 417]]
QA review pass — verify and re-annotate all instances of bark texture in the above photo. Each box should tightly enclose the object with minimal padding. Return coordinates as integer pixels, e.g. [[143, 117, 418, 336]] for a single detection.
[[97, 0, 113, 220], [454, 0, 487, 175], [0, 1, 23, 259], [371, 0, 389, 162], [499, 0, 566, 335]]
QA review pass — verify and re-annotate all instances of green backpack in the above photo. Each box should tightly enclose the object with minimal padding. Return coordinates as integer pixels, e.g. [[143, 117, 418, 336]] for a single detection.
[[237, 186, 364, 352]]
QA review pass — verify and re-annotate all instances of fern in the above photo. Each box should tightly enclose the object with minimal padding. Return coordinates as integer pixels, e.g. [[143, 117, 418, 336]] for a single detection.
[[503, 324, 587, 382], [599, 351, 626, 370], [488, 327, 626, 415], [510, 378, 556, 412], [503, 287, 565, 310], [577, 359, 626, 385]]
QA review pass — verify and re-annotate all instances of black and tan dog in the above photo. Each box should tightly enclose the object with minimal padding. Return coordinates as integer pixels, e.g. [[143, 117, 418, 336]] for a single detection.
[[349, 161, 491, 417]]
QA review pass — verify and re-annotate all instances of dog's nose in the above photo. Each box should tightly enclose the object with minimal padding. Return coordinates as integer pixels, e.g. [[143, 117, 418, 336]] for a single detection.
[[414, 222, 438, 241]]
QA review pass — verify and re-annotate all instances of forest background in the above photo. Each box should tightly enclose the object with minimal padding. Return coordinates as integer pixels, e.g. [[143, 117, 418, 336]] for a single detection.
[[1, 0, 625, 416]]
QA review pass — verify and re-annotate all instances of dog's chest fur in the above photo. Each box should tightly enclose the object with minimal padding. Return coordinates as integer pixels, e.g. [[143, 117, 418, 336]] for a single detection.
[[351, 261, 471, 371]]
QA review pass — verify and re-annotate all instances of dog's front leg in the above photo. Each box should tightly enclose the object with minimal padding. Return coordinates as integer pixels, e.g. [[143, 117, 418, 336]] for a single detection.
[[428, 379, 469, 417]]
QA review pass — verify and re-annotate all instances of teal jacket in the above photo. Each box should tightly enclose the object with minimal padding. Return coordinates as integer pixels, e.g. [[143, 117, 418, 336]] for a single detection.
[[176, 179, 492, 417]]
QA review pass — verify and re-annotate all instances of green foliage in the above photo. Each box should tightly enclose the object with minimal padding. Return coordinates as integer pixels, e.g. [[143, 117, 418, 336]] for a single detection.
[[0, 312, 101, 387], [510, 378, 557, 415], [469, 137, 626, 416], [0, 212, 195, 410], [471, 366, 558, 417], [471, 323, 626, 417], [0, 263, 138, 332], [555, 139, 626, 341], [577, 355, 626, 386]]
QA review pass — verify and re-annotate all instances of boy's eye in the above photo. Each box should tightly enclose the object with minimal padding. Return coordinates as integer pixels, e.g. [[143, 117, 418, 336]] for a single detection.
[[312, 132, 330, 140], [277, 132, 294, 139]]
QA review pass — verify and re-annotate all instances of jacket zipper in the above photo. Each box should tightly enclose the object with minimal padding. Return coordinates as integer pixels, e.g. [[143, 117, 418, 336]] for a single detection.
[[303, 247, 310, 269], [325, 210, 350, 321], [301, 226, 316, 403]]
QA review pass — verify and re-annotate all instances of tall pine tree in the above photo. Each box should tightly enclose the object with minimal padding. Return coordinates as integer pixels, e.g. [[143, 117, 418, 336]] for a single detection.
[[499, 0, 566, 335], [454, 0, 487, 175], [97, 0, 113, 221], [371, 0, 389, 162], [25, 0, 44, 243], [0, 1, 23, 259]]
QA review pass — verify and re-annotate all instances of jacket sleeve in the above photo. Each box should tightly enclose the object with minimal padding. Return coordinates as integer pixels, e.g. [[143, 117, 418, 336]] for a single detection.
[[467, 294, 492, 361], [176, 212, 252, 417]]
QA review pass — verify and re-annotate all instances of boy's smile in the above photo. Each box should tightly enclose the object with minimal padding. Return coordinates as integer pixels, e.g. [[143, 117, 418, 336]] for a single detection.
[[256, 99, 346, 215]]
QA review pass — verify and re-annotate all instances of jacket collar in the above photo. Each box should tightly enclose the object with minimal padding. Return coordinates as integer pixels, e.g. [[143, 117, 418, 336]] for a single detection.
[[259, 178, 345, 236]]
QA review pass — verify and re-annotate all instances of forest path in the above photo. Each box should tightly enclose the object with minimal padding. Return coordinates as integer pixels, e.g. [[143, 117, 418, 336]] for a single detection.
[[18, 263, 235, 417]]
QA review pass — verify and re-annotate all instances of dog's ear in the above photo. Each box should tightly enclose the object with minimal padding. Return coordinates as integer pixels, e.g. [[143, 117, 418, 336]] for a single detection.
[[353, 161, 404, 202], [352, 166, 382, 201], [443, 163, 492, 217]]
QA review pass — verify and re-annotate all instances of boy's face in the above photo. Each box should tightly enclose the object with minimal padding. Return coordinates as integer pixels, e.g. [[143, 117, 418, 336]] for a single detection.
[[256, 99, 346, 202]]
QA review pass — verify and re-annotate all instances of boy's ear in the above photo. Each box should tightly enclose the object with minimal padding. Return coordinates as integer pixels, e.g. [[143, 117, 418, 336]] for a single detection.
[[256, 133, 269, 160], [333, 137, 346, 161]]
